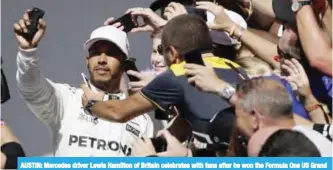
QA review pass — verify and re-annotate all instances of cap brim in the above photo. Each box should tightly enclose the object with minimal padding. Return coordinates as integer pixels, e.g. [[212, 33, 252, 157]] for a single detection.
[[83, 38, 127, 57], [150, 0, 191, 11], [210, 107, 235, 143], [210, 30, 234, 46]]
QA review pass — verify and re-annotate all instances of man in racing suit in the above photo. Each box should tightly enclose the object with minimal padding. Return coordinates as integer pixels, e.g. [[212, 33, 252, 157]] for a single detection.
[[14, 10, 153, 156]]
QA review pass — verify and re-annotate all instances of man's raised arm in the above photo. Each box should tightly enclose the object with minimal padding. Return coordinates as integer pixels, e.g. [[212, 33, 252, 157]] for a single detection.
[[15, 10, 64, 127], [294, 2, 332, 76]]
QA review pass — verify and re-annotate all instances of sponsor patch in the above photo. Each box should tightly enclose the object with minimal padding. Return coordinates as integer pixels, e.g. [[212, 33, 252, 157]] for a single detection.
[[126, 124, 140, 137]]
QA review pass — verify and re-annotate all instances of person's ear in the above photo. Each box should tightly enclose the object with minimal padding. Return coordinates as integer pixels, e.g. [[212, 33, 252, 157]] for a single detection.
[[169, 46, 181, 64], [251, 110, 260, 132], [86, 56, 89, 68]]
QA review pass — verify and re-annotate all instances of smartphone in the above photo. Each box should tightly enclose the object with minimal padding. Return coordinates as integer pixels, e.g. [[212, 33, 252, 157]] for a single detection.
[[184, 49, 205, 66], [81, 73, 91, 89], [151, 136, 168, 152], [109, 13, 137, 33], [23, 7, 45, 41], [185, 6, 207, 22], [123, 58, 140, 82]]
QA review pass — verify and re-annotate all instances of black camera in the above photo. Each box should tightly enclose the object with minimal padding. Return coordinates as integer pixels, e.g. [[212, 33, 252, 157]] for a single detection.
[[151, 136, 167, 152]]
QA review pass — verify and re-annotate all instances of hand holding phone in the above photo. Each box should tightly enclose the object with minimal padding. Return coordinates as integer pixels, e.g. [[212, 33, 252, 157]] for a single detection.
[[109, 14, 137, 33], [184, 49, 205, 86], [184, 49, 205, 66], [124, 58, 140, 82], [23, 7, 45, 41]]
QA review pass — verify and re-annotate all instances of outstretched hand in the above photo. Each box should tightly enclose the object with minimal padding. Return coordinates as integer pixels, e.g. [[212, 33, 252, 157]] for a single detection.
[[125, 7, 167, 33], [196, 1, 234, 32], [14, 9, 46, 49], [281, 59, 312, 97], [163, 2, 188, 21], [127, 70, 157, 92], [184, 63, 228, 95]]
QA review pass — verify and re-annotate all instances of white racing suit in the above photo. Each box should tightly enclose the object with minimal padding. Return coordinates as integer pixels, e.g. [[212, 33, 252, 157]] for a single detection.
[[16, 48, 154, 156]]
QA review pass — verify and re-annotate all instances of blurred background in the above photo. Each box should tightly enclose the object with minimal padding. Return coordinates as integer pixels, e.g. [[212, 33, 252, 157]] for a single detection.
[[1, 0, 162, 156]]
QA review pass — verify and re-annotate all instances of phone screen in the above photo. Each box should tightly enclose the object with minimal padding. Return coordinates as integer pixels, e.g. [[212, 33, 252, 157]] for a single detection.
[[109, 14, 137, 33], [184, 49, 205, 66]]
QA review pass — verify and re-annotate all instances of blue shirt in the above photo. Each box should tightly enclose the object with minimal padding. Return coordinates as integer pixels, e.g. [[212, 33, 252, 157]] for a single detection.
[[269, 75, 310, 119], [306, 69, 332, 115]]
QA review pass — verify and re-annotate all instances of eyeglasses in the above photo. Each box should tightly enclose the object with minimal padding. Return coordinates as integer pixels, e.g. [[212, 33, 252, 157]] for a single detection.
[[157, 44, 168, 55]]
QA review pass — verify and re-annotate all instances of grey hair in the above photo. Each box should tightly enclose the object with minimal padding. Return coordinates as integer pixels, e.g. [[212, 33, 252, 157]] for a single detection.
[[238, 77, 293, 119]]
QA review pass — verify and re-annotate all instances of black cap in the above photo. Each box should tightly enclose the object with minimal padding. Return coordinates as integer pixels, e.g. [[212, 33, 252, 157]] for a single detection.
[[150, 0, 195, 11], [189, 107, 235, 151], [272, 0, 296, 27], [209, 107, 236, 148]]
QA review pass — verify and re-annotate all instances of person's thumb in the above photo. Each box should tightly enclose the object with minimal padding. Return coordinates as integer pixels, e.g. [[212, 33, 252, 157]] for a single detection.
[[206, 22, 219, 30]]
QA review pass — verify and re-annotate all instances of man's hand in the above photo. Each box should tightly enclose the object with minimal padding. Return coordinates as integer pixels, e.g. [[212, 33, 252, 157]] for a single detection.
[[103, 17, 125, 31], [127, 70, 156, 92], [196, 1, 234, 33], [126, 8, 167, 33], [132, 137, 157, 157], [13, 9, 46, 49], [281, 59, 312, 97], [157, 130, 190, 157], [163, 2, 188, 21], [81, 84, 104, 107], [184, 64, 228, 95]]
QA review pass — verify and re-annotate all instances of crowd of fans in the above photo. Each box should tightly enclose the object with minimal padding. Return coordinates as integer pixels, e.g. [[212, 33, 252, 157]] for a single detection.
[[1, 0, 332, 168]]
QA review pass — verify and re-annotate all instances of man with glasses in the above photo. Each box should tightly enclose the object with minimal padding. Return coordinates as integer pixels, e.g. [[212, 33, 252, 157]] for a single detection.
[[14, 10, 153, 156]]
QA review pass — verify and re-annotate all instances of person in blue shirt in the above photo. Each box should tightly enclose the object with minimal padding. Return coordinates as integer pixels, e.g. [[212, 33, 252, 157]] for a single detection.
[[236, 56, 309, 119]]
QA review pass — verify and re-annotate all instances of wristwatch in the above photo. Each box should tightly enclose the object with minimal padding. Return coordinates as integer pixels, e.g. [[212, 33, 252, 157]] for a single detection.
[[291, 0, 312, 12], [84, 100, 99, 115], [217, 85, 236, 100]]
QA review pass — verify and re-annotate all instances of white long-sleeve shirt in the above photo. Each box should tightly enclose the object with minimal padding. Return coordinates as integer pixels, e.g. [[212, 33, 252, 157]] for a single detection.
[[16, 48, 154, 156]]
